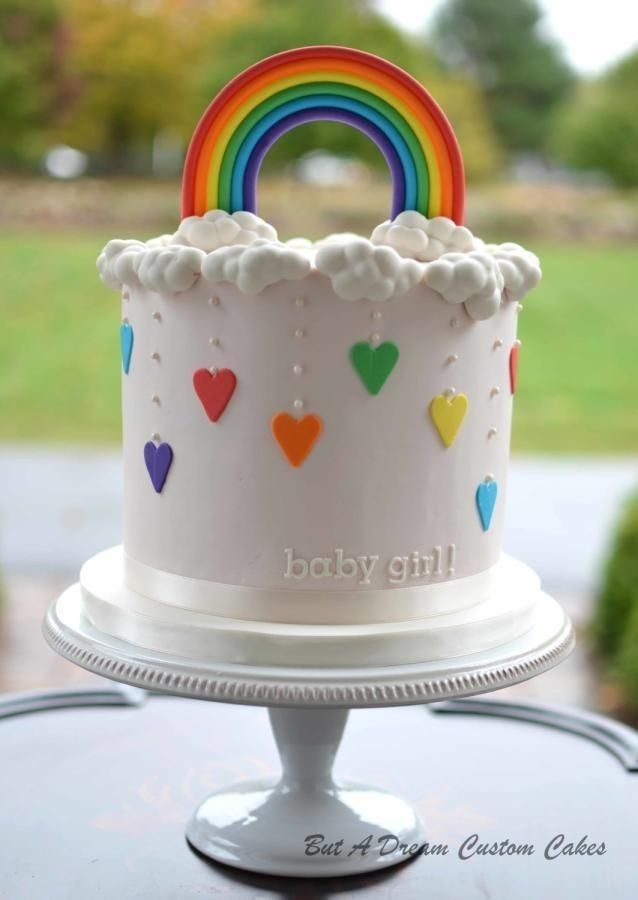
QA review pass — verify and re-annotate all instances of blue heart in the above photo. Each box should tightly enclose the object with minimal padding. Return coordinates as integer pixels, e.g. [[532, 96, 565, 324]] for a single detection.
[[144, 441, 173, 494], [476, 479, 498, 532], [120, 323, 134, 374]]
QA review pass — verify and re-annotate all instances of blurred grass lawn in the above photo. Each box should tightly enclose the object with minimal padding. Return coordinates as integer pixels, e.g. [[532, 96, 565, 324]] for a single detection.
[[2, 231, 637, 452]]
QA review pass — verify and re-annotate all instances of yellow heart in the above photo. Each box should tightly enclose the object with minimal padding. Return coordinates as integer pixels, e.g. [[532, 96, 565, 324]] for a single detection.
[[429, 393, 469, 448]]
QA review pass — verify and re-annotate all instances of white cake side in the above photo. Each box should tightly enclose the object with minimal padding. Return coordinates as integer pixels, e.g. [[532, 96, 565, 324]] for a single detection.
[[100, 213, 539, 624]]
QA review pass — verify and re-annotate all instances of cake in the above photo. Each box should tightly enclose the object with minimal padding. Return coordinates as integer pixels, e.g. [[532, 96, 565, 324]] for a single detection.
[[87, 46, 544, 668]]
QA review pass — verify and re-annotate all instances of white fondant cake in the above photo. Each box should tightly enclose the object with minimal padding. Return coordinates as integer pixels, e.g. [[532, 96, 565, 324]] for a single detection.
[[84, 47, 547, 665]]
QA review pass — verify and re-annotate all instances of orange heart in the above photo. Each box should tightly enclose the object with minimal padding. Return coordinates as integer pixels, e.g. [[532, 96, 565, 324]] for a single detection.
[[271, 412, 323, 468]]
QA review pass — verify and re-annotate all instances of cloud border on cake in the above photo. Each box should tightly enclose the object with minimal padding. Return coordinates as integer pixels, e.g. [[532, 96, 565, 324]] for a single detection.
[[97, 210, 541, 317]]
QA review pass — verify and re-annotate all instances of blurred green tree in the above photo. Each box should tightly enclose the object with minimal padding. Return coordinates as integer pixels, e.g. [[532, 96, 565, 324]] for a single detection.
[[554, 51, 638, 186], [432, 0, 573, 154], [0, 0, 60, 165], [56, 0, 252, 170]]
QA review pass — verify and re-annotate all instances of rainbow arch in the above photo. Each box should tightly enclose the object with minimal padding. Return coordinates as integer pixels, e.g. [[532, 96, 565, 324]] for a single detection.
[[181, 46, 465, 223]]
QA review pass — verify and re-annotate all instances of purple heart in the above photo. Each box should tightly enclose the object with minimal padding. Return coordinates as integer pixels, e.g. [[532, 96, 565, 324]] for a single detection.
[[144, 441, 173, 493]]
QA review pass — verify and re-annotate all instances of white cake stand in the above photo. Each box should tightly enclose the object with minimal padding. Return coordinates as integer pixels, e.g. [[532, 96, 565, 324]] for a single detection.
[[44, 584, 573, 878]]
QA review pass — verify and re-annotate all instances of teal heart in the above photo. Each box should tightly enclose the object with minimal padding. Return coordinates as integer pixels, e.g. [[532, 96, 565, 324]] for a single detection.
[[350, 341, 399, 395], [476, 479, 498, 532], [120, 323, 134, 374]]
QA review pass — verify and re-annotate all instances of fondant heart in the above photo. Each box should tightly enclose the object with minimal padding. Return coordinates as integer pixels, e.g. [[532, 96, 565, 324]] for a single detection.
[[144, 441, 173, 493], [429, 393, 469, 447], [120, 323, 134, 374], [476, 479, 498, 531], [350, 341, 399, 395], [509, 344, 519, 394], [272, 412, 323, 468], [193, 368, 237, 422]]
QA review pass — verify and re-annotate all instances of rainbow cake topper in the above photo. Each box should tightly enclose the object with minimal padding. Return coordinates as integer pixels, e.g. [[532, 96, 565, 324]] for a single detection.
[[181, 46, 465, 223]]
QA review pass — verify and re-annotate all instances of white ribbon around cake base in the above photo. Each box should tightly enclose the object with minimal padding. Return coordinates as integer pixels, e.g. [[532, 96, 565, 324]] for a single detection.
[[79, 547, 541, 668], [123, 549, 504, 625]]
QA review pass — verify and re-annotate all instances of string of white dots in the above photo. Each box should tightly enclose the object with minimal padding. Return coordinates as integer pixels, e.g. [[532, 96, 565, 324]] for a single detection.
[[292, 298, 307, 412], [151, 305, 162, 428], [208, 295, 222, 370]]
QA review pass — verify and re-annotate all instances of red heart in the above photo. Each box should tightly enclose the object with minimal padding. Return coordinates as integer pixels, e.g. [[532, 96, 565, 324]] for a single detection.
[[193, 368, 237, 422], [509, 344, 520, 394]]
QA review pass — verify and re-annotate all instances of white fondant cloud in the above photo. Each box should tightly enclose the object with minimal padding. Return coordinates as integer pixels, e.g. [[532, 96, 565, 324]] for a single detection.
[[315, 238, 424, 302], [424, 251, 504, 320], [97, 239, 203, 293], [97, 239, 146, 290], [485, 242, 541, 301], [371, 211, 475, 262], [201, 240, 311, 294], [97, 210, 541, 314], [174, 210, 277, 252], [134, 245, 205, 293]]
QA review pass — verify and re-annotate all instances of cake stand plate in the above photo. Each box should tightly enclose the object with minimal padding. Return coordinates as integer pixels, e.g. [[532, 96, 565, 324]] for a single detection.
[[44, 586, 573, 878]]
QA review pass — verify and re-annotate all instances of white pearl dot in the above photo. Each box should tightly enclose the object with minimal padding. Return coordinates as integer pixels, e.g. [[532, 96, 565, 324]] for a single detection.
[[490, 386, 501, 398], [209, 296, 220, 306], [151, 432, 160, 442], [294, 328, 305, 338], [493, 339, 503, 349], [488, 427, 498, 438], [446, 354, 458, 365], [209, 337, 220, 347], [296, 297, 305, 307], [517, 303, 524, 312], [371, 310, 382, 320], [151, 352, 160, 361], [293, 364, 303, 375], [152, 311, 161, 321], [444, 387, 456, 397], [122, 317, 129, 325], [514, 339, 522, 347], [151, 394, 160, 405], [293, 398, 304, 410], [209, 366, 218, 375], [485, 473, 495, 482], [370, 333, 381, 345]]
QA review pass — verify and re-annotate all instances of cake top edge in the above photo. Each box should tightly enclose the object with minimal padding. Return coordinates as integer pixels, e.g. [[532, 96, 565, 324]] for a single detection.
[[97, 210, 541, 320]]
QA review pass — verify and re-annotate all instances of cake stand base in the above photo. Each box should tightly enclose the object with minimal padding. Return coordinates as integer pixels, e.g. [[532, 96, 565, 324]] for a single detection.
[[44, 586, 573, 877], [186, 706, 423, 877]]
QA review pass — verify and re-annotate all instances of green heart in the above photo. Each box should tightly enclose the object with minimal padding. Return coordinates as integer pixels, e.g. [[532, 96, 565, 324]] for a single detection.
[[350, 341, 399, 395]]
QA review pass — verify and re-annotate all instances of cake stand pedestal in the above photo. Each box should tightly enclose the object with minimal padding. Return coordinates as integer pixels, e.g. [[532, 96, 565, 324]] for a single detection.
[[44, 587, 573, 878]]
